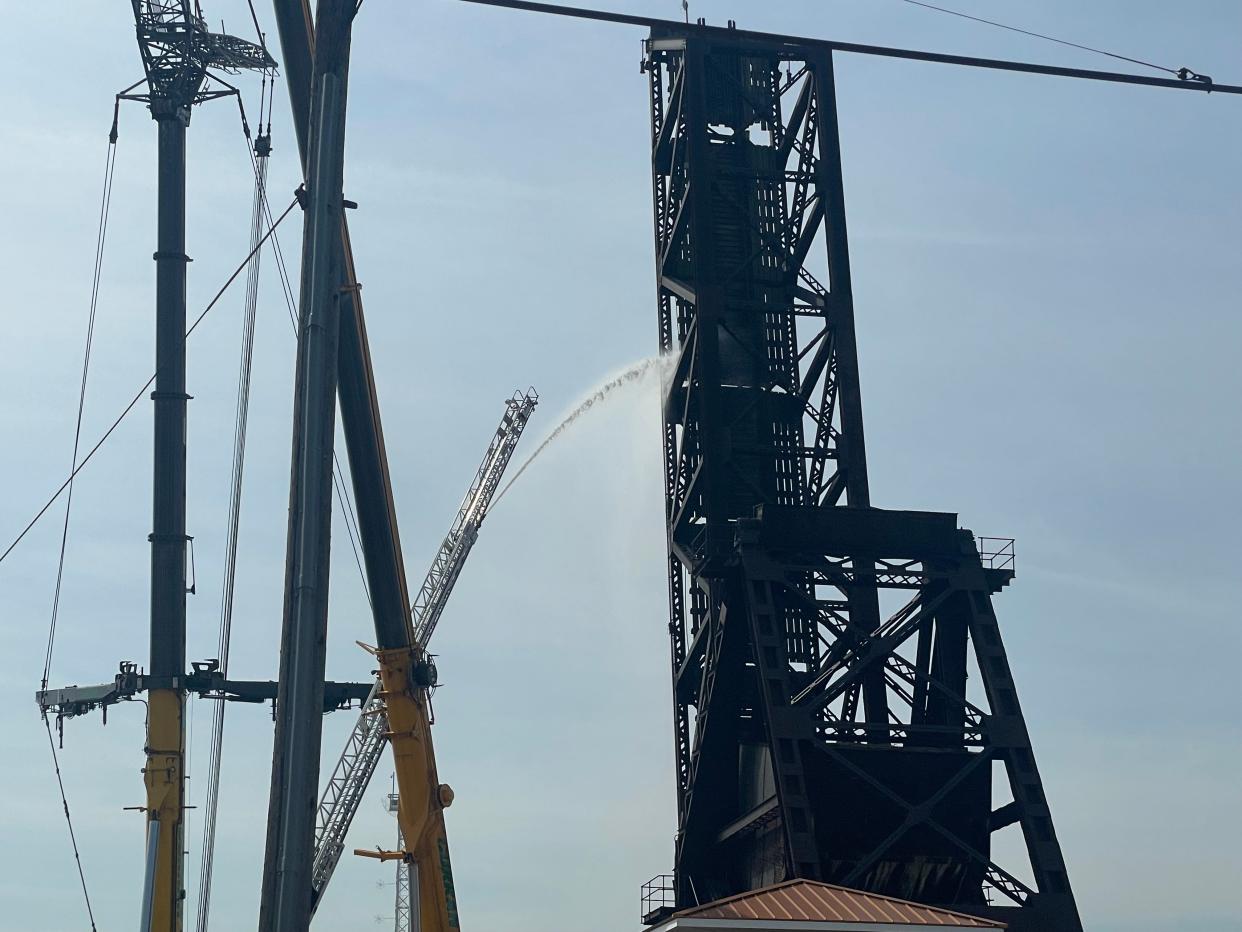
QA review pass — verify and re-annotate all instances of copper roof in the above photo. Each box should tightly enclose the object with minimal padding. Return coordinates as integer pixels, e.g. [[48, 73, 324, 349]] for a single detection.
[[674, 879, 1004, 928]]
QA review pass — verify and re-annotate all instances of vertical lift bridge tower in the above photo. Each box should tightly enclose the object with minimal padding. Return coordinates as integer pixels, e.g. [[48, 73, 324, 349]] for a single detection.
[[644, 27, 1075, 932], [448, 7, 1237, 930], [434, 4, 1236, 929]]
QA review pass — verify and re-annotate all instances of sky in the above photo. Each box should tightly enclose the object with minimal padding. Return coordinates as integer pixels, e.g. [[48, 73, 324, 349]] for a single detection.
[[0, 1, 1239, 930]]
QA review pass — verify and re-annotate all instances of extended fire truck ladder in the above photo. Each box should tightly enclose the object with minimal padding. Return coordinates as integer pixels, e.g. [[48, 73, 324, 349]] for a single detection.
[[309, 388, 538, 911]]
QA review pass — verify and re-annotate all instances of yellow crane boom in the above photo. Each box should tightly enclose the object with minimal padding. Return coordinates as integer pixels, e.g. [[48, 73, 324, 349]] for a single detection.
[[312, 390, 538, 923], [357, 643, 460, 929]]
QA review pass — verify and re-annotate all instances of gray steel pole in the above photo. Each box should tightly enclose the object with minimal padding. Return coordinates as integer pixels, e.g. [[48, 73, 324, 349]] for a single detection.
[[270, 0, 418, 654], [145, 98, 190, 932], [259, 2, 355, 930], [150, 107, 190, 681]]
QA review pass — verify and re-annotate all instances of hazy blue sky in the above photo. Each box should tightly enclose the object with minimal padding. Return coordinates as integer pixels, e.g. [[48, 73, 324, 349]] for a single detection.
[[1, 2, 1239, 930]]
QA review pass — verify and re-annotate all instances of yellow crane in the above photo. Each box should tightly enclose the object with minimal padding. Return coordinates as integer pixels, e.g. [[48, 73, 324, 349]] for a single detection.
[[258, 4, 513, 930], [311, 391, 538, 928]]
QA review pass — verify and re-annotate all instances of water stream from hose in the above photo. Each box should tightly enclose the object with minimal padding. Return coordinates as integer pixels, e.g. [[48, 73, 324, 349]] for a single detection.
[[490, 354, 672, 510]]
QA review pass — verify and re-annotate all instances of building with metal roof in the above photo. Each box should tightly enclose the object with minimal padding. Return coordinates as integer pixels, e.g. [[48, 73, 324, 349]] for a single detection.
[[647, 879, 1006, 932]]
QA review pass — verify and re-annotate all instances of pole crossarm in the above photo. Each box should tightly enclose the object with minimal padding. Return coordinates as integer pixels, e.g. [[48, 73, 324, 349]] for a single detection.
[[35, 663, 371, 722], [453, 0, 1242, 96]]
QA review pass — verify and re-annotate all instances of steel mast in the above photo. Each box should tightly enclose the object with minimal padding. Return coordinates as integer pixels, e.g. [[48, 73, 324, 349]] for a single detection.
[[122, 5, 271, 931], [257, 2, 357, 931], [310, 389, 539, 913]]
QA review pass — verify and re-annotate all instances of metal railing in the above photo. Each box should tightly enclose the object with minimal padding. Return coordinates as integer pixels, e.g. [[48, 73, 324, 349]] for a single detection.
[[976, 536, 1016, 571], [641, 874, 676, 924]]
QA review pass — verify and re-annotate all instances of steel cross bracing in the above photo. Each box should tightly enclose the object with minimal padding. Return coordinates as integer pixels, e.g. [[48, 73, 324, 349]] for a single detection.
[[309, 389, 538, 910], [646, 31, 1080, 932]]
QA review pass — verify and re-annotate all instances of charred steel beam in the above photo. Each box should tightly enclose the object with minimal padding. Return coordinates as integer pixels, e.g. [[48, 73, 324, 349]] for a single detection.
[[453, 0, 1242, 96]]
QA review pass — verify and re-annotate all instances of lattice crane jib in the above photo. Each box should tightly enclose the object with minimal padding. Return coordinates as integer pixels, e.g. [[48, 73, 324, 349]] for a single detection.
[[130, 2, 273, 113], [412, 389, 539, 647], [645, 30, 1080, 932], [309, 389, 538, 913]]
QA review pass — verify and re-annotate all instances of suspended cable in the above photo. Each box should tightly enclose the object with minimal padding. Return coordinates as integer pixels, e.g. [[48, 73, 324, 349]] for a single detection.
[[229, 99, 373, 608], [893, 0, 1185, 77], [232, 93, 371, 612], [264, 204, 372, 609], [42, 132, 118, 692], [246, 0, 267, 52], [37, 114, 119, 932], [0, 198, 299, 569], [332, 460, 372, 609], [242, 135, 374, 610], [195, 105, 376, 932], [194, 129, 271, 932], [43, 718, 99, 932]]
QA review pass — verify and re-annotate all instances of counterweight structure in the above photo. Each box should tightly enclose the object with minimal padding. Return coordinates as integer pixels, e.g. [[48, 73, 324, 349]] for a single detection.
[[310, 389, 539, 911], [644, 29, 1080, 931]]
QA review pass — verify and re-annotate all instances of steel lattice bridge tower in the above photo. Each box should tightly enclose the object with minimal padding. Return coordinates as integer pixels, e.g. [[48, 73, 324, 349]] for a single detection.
[[644, 28, 1080, 932]]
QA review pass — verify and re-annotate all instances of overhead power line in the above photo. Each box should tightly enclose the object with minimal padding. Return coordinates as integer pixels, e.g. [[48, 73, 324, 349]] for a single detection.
[[894, 0, 1197, 80], [450, 1, 1238, 94]]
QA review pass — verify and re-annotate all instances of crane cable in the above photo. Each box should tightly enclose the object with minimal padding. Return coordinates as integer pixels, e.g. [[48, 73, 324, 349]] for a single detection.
[[38, 103, 120, 932], [194, 80, 373, 932], [0, 198, 299, 569], [43, 721, 99, 932], [894, 0, 1199, 79], [41, 108, 119, 693], [240, 99, 373, 610], [193, 78, 272, 932]]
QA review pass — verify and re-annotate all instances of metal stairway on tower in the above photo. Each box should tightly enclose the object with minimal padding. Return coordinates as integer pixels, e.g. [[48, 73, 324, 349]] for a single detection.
[[309, 389, 538, 912]]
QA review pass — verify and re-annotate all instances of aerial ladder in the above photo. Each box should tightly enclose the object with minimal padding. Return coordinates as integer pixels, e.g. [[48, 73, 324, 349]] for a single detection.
[[309, 388, 538, 924]]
